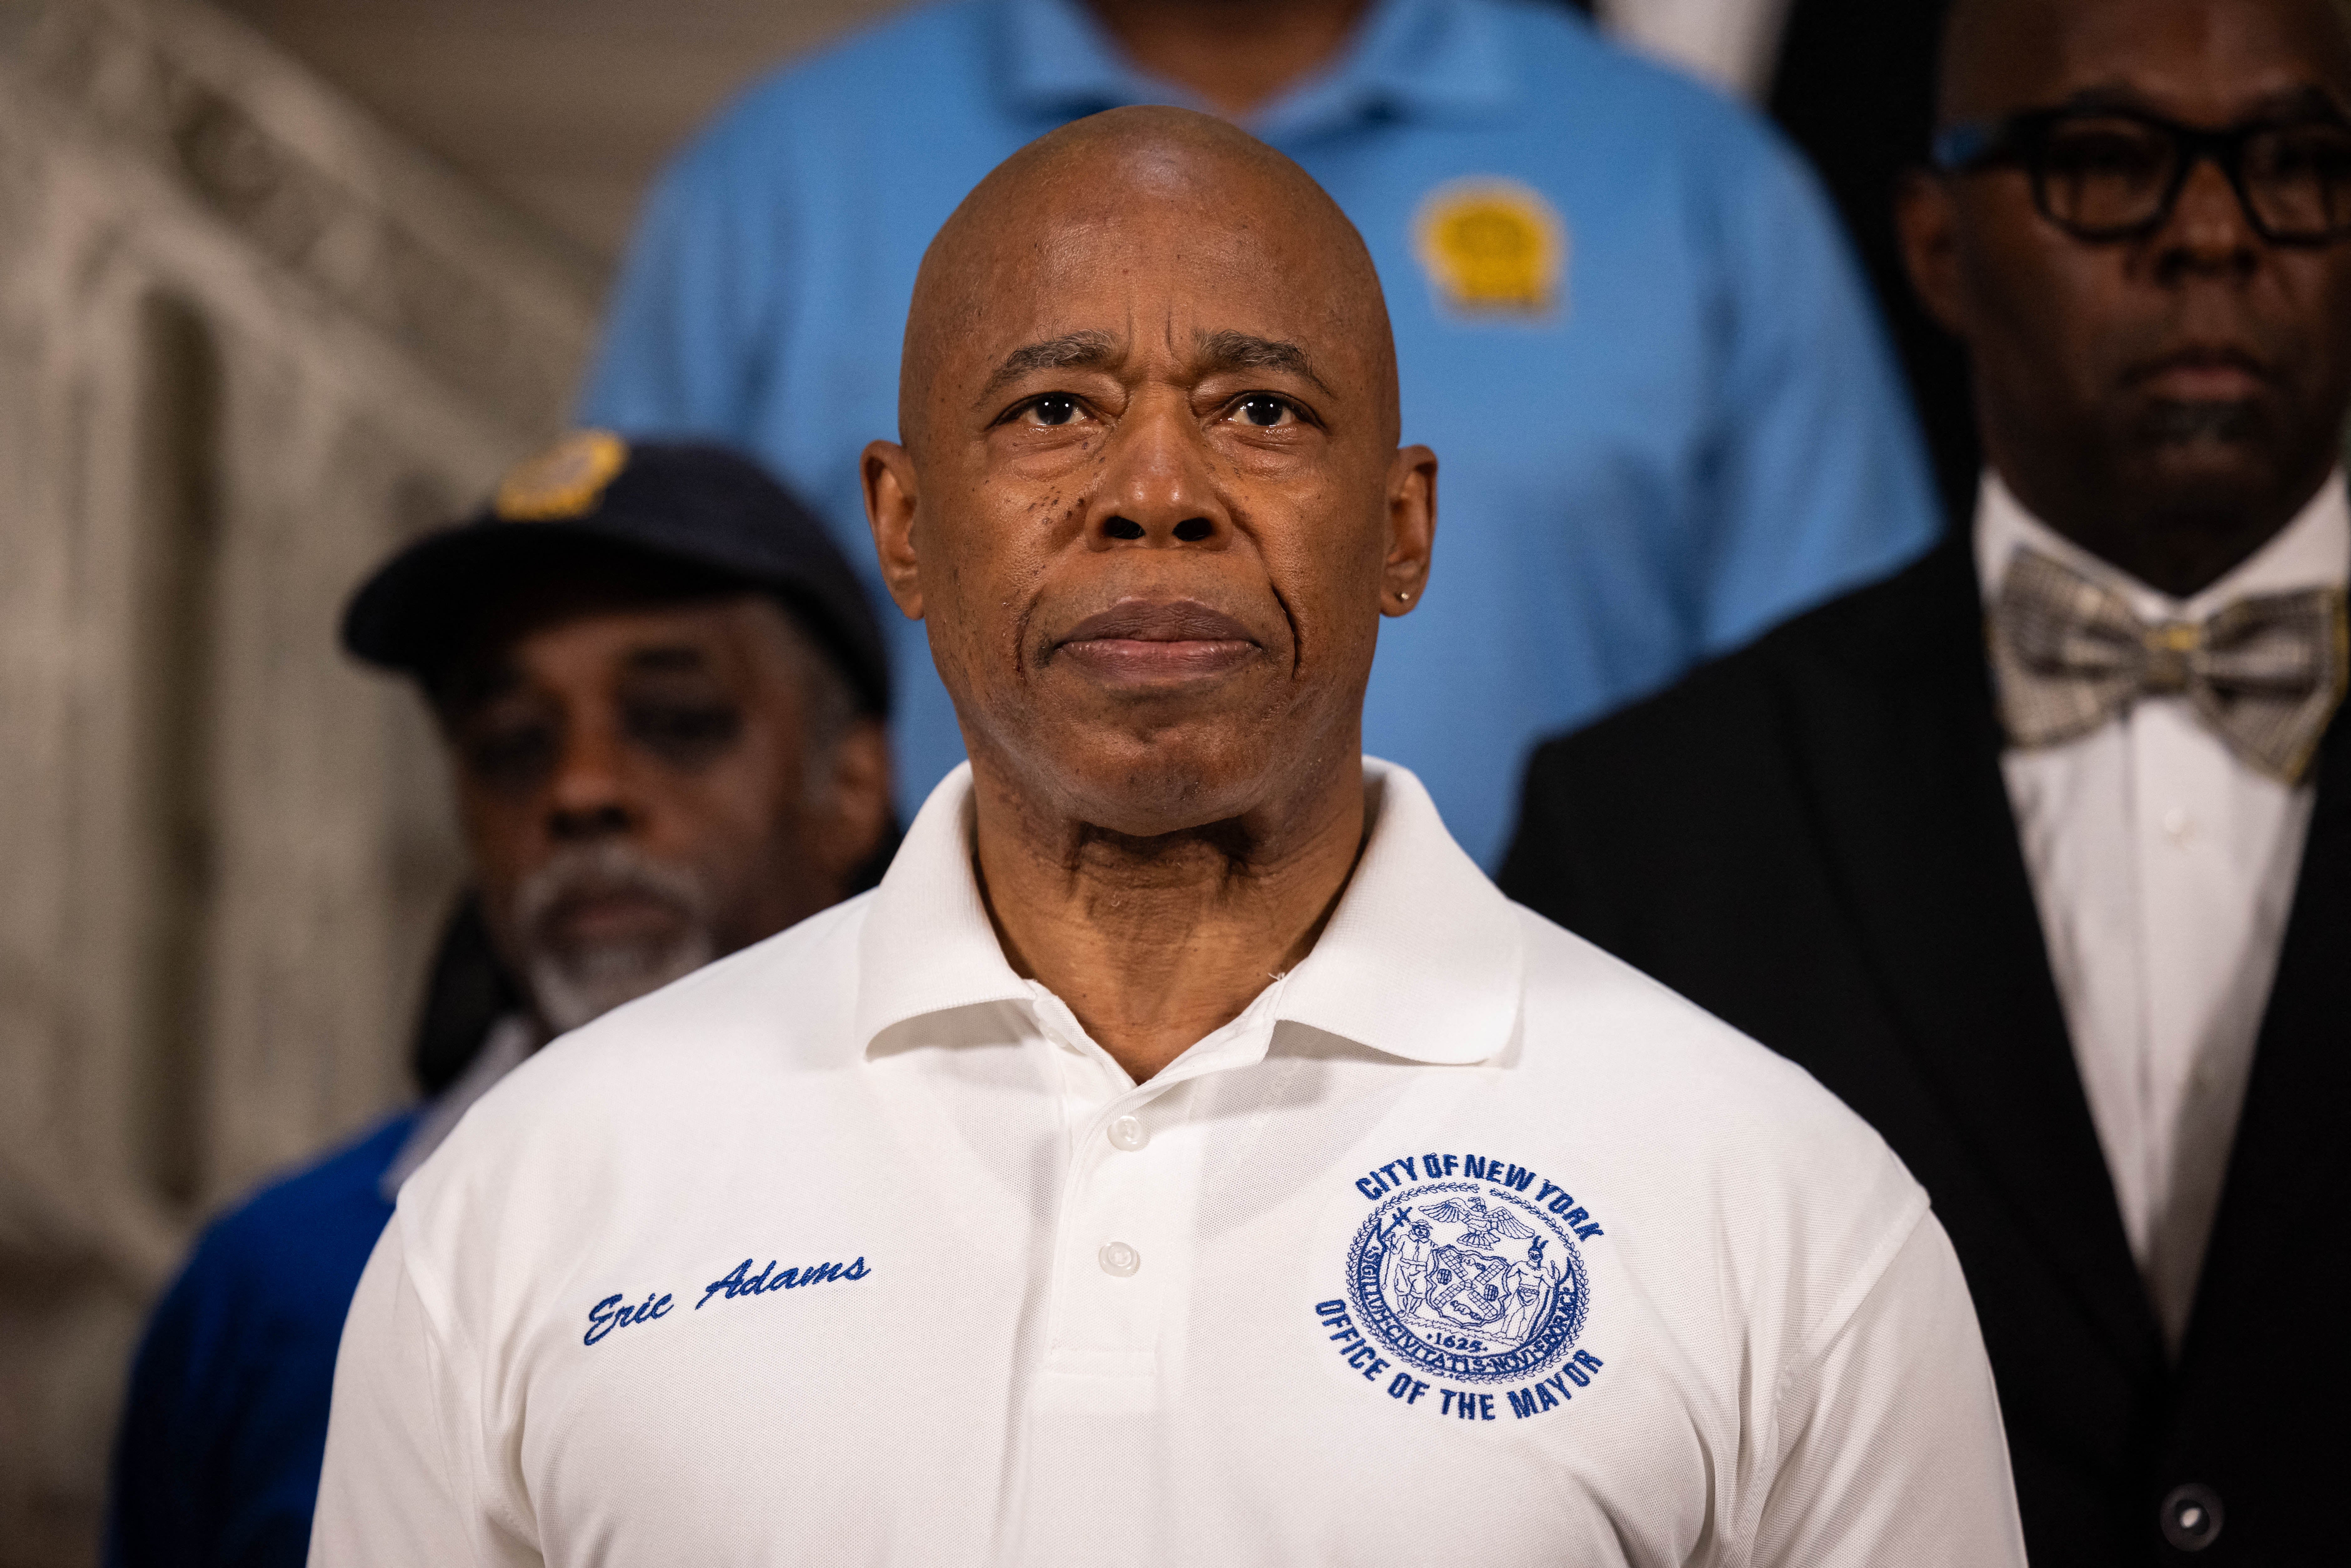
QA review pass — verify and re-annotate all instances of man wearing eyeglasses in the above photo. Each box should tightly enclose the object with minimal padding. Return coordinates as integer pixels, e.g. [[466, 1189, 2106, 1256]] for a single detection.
[[1501, 0, 2351, 1560]]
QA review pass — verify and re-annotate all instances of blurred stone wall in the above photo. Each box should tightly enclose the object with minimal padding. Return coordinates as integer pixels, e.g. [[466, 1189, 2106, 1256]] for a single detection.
[[0, 0, 597, 1557]]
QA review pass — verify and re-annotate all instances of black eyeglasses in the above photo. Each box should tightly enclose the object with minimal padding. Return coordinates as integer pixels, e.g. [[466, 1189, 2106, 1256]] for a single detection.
[[1932, 104, 2351, 245]]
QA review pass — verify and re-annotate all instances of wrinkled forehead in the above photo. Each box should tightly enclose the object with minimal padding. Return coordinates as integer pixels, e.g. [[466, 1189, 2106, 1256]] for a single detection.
[[921, 170, 1388, 416]]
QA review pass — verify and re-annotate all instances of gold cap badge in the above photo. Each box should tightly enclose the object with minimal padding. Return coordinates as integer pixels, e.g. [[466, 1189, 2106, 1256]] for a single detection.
[[1414, 179, 1567, 320], [494, 429, 630, 521]]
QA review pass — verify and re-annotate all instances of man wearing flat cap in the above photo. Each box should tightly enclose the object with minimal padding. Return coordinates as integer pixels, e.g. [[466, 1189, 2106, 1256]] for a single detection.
[[312, 109, 2023, 1566], [108, 437, 892, 1568]]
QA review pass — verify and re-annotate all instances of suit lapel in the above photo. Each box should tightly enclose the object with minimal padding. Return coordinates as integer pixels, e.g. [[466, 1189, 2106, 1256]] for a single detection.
[[1777, 544, 2164, 1368], [2182, 710, 2351, 1360]]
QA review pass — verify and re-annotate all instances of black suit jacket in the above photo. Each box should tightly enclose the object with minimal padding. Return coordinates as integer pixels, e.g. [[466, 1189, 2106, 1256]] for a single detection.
[[1500, 542, 2350, 1565]]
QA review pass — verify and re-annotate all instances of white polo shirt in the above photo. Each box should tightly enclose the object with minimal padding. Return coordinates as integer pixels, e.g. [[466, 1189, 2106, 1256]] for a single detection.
[[312, 761, 2024, 1568]]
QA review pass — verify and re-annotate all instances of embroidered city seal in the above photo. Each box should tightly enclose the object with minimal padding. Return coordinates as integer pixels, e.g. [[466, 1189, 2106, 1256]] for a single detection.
[[1314, 1152, 1607, 1422]]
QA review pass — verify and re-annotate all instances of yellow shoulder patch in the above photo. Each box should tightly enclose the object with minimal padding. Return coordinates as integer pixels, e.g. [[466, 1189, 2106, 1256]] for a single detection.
[[1413, 179, 1567, 320], [494, 429, 630, 521]]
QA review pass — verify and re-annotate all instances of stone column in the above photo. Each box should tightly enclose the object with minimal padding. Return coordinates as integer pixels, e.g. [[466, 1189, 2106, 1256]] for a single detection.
[[0, 0, 596, 1556]]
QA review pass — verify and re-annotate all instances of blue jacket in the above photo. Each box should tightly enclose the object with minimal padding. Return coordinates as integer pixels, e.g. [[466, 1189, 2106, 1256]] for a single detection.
[[107, 1114, 414, 1568]]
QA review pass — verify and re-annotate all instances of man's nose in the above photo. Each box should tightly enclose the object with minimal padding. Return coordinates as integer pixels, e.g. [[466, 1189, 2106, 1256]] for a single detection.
[[2153, 157, 2261, 281], [545, 717, 637, 841], [1090, 396, 1231, 547]]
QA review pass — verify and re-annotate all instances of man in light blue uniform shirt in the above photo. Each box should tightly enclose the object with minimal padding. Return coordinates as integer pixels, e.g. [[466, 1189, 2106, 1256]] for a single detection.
[[581, 0, 1938, 866]]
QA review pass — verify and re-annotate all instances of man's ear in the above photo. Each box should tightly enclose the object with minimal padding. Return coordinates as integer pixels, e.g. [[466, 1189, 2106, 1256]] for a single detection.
[[862, 439, 925, 620], [1896, 168, 1970, 339], [815, 717, 894, 892], [1381, 444, 1438, 617]]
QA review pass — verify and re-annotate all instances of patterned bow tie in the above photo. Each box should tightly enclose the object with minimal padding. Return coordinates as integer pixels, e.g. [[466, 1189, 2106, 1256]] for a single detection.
[[1989, 548, 2349, 782]]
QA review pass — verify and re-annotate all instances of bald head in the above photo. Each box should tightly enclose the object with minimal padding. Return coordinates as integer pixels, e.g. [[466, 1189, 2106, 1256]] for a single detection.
[[899, 107, 1398, 450], [1902, 0, 2351, 595], [862, 105, 1434, 847], [1937, 0, 2351, 124]]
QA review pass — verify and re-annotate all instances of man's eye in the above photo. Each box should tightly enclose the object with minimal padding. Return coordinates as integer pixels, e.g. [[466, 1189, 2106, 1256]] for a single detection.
[[2043, 125, 2170, 187], [625, 701, 742, 765], [463, 721, 559, 789], [1233, 394, 1297, 428], [1022, 394, 1081, 427]]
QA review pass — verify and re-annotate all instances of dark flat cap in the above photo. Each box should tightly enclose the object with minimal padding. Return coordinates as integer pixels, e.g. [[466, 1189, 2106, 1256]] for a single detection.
[[342, 432, 891, 716]]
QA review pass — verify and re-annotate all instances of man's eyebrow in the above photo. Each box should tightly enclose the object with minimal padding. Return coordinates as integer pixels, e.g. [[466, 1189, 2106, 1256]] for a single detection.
[[2053, 81, 2346, 123], [1195, 330, 1332, 397], [620, 645, 714, 676], [2242, 83, 2349, 121], [978, 330, 1120, 401], [439, 658, 524, 718]]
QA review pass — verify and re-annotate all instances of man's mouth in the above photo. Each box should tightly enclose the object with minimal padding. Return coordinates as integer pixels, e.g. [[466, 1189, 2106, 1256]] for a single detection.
[[537, 885, 690, 952], [2131, 346, 2273, 405], [1050, 599, 1261, 686]]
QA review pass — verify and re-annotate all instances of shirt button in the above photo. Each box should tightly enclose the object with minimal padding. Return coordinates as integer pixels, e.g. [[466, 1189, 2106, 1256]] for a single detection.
[[2160, 1483, 2223, 1551], [2161, 807, 2195, 846], [1106, 1115, 1148, 1151], [1098, 1241, 1141, 1277]]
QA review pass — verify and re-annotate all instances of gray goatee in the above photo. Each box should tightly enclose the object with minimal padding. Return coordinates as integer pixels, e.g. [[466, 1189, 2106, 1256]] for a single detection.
[[511, 842, 716, 1035]]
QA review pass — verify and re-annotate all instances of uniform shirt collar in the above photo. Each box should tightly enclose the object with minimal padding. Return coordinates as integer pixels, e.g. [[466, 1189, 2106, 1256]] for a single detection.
[[996, 0, 1518, 136], [379, 1013, 538, 1198], [854, 757, 1524, 1067], [1974, 465, 2351, 623]]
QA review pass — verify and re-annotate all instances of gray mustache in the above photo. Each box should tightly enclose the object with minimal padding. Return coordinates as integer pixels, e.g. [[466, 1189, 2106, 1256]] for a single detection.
[[510, 843, 718, 1034], [513, 842, 711, 950]]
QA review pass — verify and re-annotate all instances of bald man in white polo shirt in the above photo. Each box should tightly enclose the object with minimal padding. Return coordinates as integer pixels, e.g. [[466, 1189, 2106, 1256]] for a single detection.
[[311, 107, 2025, 1567]]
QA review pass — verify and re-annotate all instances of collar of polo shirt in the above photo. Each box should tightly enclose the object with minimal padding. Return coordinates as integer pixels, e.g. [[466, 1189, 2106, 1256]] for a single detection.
[[852, 758, 1523, 1068], [998, 0, 1520, 136]]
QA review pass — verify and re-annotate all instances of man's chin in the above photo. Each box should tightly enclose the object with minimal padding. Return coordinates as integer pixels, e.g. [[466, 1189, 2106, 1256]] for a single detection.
[[527, 936, 715, 1035], [2135, 397, 2265, 450], [537, 895, 697, 956]]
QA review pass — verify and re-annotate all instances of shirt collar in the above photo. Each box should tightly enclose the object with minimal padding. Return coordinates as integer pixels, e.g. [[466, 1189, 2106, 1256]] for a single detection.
[[854, 758, 1524, 1068], [996, 0, 1518, 137], [380, 1013, 538, 1199], [1974, 466, 2351, 623]]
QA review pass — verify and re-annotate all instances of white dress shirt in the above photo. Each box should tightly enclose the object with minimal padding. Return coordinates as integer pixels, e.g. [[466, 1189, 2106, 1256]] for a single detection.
[[1597, 0, 1792, 98], [378, 1014, 538, 1197], [311, 760, 2022, 1568], [1976, 471, 2348, 1350]]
